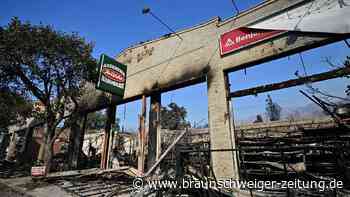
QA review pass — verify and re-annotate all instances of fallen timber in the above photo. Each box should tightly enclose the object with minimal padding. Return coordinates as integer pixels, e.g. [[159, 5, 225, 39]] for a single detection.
[[237, 121, 350, 195], [37, 167, 137, 197], [229, 66, 350, 98], [21, 119, 348, 196], [157, 119, 350, 196]]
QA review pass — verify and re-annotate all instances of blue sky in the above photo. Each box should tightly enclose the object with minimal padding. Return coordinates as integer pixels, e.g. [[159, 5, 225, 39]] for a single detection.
[[1, 0, 349, 130]]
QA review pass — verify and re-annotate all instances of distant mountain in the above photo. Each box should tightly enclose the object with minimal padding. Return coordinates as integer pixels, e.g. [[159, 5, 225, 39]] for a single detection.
[[235, 102, 328, 125], [282, 103, 327, 121]]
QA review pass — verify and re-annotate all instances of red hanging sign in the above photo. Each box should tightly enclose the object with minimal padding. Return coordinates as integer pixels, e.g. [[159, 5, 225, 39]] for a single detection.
[[219, 27, 286, 56], [31, 166, 46, 177]]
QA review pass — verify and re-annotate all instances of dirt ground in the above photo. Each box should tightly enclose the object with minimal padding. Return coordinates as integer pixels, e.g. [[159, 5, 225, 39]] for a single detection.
[[0, 182, 31, 197]]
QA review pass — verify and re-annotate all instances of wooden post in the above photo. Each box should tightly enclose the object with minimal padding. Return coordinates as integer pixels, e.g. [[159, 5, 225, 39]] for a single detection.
[[147, 93, 161, 170], [106, 127, 115, 169], [100, 105, 116, 169], [175, 144, 184, 178], [138, 95, 146, 175], [144, 129, 187, 177], [156, 113, 161, 161]]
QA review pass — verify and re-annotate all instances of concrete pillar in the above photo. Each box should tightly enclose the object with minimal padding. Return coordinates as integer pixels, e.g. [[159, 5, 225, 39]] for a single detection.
[[207, 67, 239, 180], [147, 93, 161, 170]]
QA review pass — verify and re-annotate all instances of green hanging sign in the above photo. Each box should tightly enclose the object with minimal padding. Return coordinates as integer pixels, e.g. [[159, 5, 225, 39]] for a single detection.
[[96, 54, 127, 97]]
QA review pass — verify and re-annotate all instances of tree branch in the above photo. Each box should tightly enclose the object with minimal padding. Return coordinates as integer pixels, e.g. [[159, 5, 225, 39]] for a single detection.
[[13, 64, 46, 102]]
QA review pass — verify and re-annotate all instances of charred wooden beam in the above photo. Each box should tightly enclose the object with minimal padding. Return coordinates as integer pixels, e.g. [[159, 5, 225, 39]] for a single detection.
[[229, 66, 350, 98], [100, 105, 116, 169], [137, 95, 146, 175], [143, 128, 187, 177], [147, 92, 161, 170]]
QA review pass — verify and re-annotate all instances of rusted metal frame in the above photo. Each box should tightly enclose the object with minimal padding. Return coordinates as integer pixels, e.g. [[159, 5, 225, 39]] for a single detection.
[[229, 66, 350, 98]]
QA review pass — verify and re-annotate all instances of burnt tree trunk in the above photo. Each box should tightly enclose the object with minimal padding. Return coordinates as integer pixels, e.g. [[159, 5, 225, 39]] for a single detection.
[[67, 114, 87, 170], [43, 140, 54, 174], [19, 126, 35, 164], [43, 124, 55, 173]]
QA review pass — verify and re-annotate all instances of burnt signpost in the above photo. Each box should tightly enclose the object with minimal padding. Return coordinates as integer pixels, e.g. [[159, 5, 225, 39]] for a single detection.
[[96, 54, 127, 96], [96, 54, 127, 169]]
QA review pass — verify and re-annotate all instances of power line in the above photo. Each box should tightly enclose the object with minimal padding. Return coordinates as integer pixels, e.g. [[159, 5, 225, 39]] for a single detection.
[[298, 53, 308, 77], [344, 39, 350, 48], [142, 7, 183, 41], [230, 0, 240, 15]]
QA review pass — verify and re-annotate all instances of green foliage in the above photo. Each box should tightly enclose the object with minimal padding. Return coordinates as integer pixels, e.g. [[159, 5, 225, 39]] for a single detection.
[[113, 118, 121, 132], [0, 17, 97, 125], [86, 112, 107, 130], [0, 17, 97, 167], [0, 88, 32, 132], [161, 102, 190, 130], [86, 112, 120, 132], [0, 18, 97, 99], [253, 114, 263, 123]]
